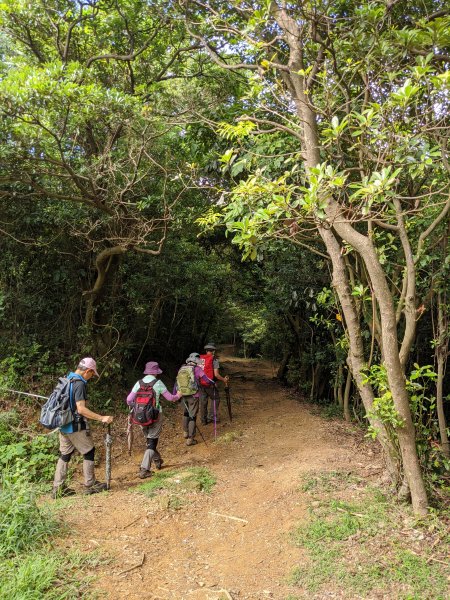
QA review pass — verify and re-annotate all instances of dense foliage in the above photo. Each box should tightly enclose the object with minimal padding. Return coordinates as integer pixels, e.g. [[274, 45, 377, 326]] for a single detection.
[[0, 1, 448, 511]]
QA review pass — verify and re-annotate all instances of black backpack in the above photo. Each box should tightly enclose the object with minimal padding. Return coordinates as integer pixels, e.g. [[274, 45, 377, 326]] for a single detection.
[[130, 379, 159, 426]]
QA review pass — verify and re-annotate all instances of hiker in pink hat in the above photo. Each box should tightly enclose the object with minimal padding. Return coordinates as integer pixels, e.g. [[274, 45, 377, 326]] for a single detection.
[[52, 357, 113, 498], [126, 361, 182, 479]]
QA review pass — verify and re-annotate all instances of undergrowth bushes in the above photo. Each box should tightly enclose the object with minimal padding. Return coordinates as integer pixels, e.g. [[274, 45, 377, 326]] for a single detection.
[[0, 410, 59, 482], [0, 472, 57, 558], [0, 472, 99, 599]]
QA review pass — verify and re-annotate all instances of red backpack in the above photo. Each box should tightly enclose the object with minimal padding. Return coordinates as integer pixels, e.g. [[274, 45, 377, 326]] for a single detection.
[[199, 354, 214, 387], [131, 379, 159, 426]]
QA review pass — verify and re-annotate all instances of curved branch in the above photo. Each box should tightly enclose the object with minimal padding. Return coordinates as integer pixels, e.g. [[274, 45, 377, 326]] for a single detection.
[[415, 193, 450, 261], [84, 246, 128, 297], [394, 198, 417, 368], [86, 25, 161, 68]]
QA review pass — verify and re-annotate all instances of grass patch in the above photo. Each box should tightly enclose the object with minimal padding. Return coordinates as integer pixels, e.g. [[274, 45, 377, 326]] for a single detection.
[[0, 550, 101, 600], [300, 470, 357, 493], [214, 431, 242, 444], [288, 471, 450, 599], [0, 472, 103, 598], [136, 466, 216, 500], [0, 472, 59, 558]]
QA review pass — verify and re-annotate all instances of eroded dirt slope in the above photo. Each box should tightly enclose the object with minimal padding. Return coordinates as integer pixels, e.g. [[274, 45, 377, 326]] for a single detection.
[[60, 351, 379, 599]]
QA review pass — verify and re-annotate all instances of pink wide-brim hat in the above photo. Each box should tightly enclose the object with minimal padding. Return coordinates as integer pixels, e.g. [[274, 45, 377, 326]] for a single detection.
[[144, 361, 162, 375]]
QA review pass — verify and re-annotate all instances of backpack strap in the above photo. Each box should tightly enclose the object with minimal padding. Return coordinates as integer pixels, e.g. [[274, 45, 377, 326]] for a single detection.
[[67, 373, 86, 414], [138, 378, 156, 390]]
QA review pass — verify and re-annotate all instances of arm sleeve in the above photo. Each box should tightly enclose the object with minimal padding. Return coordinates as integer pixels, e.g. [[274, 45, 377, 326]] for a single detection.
[[126, 380, 141, 405], [195, 366, 212, 383], [161, 389, 179, 402], [155, 380, 179, 402], [126, 391, 137, 406]]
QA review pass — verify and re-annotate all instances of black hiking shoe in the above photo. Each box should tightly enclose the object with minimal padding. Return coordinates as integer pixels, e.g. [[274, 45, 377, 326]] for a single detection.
[[84, 481, 108, 495], [186, 438, 198, 446], [52, 486, 76, 500], [138, 468, 152, 479], [154, 460, 164, 470]]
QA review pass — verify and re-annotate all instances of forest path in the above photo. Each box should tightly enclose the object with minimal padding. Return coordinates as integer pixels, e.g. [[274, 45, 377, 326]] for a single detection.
[[61, 349, 376, 600]]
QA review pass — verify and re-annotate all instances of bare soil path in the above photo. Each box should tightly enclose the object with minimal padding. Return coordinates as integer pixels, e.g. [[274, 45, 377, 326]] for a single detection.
[[62, 350, 379, 600]]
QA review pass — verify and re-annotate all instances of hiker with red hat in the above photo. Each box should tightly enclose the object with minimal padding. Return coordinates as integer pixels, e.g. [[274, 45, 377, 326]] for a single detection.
[[52, 357, 113, 498], [126, 361, 182, 479]]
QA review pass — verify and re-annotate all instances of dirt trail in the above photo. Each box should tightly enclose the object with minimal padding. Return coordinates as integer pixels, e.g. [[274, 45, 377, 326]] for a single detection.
[[62, 351, 378, 600]]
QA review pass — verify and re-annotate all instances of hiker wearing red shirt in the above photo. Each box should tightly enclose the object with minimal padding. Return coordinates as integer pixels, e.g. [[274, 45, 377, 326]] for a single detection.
[[199, 342, 229, 425]]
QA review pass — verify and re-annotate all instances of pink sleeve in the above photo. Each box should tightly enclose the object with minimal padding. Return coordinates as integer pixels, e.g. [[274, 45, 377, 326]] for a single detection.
[[162, 389, 180, 402], [126, 391, 137, 405], [194, 366, 206, 379]]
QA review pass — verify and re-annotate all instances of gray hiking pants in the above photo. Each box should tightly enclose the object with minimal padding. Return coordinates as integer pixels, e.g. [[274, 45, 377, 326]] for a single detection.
[[140, 418, 163, 471], [200, 385, 220, 423], [183, 395, 199, 439]]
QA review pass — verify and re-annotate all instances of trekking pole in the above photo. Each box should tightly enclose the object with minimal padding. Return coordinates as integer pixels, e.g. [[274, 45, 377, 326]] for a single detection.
[[224, 382, 233, 422], [212, 386, 217, 440], [182, 400, 208, 447], [0, 387, 48, 402], [105, 424, 112, 490], [126, 411, 134, 455]]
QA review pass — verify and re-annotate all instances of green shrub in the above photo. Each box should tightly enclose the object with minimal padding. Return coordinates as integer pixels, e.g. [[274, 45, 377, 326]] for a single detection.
[[0, 410, 20, 445], [0, 410, 59, 483], [0, 473, 58, 558], [0, 433, 59, 483], [0, 550, 100, 599]]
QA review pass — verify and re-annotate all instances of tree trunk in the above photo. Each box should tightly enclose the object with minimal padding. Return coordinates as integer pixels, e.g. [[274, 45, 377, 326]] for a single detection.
[[277, 349, 292, 381], [84, 246, 128, 334], [343, 367, 352, 423], [319, 225, 400, 482], [336, 364, 343, 407], [436, 291, 449, 458], [271, 3, 426, 513], [330, 214, 428, 515]]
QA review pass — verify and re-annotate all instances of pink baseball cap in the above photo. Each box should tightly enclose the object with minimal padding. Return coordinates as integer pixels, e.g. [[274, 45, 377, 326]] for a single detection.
[[78, 357, 99, 377]]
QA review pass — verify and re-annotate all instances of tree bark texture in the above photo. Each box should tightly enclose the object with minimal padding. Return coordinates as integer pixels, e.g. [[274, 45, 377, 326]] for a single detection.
[[319, 225, 400, 482]]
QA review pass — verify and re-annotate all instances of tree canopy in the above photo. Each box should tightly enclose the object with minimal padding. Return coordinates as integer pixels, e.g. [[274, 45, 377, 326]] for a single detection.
[[0, 0, 449, 514]]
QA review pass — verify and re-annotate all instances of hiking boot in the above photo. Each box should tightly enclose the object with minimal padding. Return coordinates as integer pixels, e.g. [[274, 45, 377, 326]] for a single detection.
[[52, 485, 76, 500], [186, 438, 197, 446], [84, 481, 108, 495], [138, 468, 152, 479], [154, 460, 164, 471]]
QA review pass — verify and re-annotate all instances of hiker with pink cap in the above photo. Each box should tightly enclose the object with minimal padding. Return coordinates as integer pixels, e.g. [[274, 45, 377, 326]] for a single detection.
[[126, 361, 182, 479], [52, 357, 113, 498]]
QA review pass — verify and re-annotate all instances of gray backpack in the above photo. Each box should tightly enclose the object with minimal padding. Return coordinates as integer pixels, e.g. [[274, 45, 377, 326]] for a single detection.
[[39, 374, 84, 430]]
